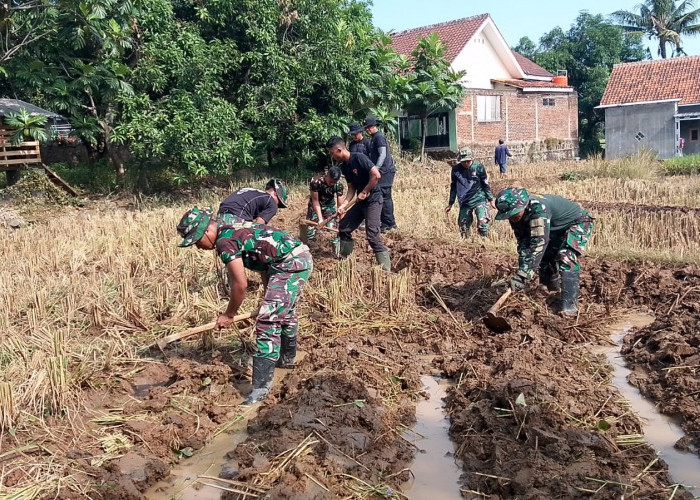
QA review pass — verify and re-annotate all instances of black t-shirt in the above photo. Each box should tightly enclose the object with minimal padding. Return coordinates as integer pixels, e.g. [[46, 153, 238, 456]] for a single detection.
[[217, 188, 278, 223], [368, 131, 395, 175], [349, 138, 370, 156], [341, 153, 382, 204]]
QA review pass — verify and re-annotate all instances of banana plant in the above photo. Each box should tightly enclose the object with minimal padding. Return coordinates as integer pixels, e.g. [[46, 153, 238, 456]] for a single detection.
[[4, 108, 49, 146]]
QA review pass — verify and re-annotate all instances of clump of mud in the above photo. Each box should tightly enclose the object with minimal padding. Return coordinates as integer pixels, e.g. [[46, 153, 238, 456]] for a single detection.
[[1, 168, 71, 205]]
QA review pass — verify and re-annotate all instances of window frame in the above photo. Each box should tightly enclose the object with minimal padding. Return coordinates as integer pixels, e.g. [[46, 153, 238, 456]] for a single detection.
[[691, 129, 699, 142], [476, 95, 501, 123]]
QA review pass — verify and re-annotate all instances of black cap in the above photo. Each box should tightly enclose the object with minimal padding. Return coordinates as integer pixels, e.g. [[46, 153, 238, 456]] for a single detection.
[[348, 122, 364, 135], [363, 116, 380, 128]]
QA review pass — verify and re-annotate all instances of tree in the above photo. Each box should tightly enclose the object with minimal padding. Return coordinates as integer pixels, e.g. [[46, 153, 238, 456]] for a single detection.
[[517, 12, 646, 157], [404, 33, 465, 160], [612, 0, 700, 58], [4, 108, 48, 145]]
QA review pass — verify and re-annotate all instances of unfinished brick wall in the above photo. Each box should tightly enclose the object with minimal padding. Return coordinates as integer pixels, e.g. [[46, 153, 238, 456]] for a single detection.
[[455, 89, 579, 162]]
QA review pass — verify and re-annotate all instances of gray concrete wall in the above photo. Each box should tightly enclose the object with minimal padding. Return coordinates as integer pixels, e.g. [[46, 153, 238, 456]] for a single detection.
[[604, 101, 677, 160]]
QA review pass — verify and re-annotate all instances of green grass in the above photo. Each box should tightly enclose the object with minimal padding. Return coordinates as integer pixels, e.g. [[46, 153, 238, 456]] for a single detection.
[[662, 154, 700, 176]]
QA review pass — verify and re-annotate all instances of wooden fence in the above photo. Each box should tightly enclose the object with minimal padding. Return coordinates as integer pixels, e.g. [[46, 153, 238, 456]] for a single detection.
[[0, 128, 42, 171]]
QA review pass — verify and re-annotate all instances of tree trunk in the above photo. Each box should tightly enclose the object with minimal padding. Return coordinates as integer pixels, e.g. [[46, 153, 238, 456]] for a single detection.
[[659, 38, 667, 59], [267, 148, 273, 170], [103, 108, 125, 181], [420, 115, 428, 162]]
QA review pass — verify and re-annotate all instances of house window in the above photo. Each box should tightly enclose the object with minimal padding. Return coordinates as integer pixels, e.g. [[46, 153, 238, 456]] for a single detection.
[[477, 95, 500, 122], [543, 98, 556, 107], [691, 129, 699, 142]]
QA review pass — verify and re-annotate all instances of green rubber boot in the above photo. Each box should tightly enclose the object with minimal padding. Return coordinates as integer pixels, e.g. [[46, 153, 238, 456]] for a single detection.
[[559, 270, 580, 316], [339, 240, 354, 259], [375, 251, 391, 272]]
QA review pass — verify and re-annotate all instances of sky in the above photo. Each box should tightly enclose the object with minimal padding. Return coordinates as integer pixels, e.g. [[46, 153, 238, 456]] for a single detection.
[[370, 0, 700, 59]]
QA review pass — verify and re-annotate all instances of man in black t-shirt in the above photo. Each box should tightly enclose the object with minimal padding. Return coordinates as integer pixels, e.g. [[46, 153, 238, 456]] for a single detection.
[[348, 122, 370, 156], [364, 116, 397, 233], [217, 179, 288, 224], [326, 136, 390, 271]]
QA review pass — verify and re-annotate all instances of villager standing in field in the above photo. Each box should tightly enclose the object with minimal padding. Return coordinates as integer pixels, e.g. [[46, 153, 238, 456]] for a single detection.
[[494, 138, 512, 177], [177, 207, 313, 405], [348, 122, 370, 156], [445, 146, 495, 238], [364, 116, 398, 233], [217, 179, 289, 224], [325, 136, 391, 271], [494, 188, 593, 315], [305, 166, 345, 254]]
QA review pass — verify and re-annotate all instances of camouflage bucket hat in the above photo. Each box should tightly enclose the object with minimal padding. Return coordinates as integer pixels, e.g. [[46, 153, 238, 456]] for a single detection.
[[177, 206, 213, 247], [273, 179, 288, 208], [495, 188, 530, 220], [457, 146, 473, 162]]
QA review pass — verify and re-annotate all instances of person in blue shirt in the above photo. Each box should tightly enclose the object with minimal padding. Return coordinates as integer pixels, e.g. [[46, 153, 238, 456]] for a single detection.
[[494, 139, 512, 177]]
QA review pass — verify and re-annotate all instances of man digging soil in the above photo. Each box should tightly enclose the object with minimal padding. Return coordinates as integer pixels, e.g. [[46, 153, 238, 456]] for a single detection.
[[495, 187, 594, 315], [177, 206, 313, 405]]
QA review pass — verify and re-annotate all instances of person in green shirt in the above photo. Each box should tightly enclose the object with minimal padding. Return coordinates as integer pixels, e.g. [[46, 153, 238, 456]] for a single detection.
[[494, 188, 594, 315], [445, 147, 495, 238], [177, 207, 313, 405]]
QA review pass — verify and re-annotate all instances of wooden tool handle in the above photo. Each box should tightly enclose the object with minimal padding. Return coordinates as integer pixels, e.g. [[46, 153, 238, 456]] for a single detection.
[[486, 289, 512, 315], [156, 311, 256, 349], [318, 198, 357, 227], [302, 220, 339, 232]]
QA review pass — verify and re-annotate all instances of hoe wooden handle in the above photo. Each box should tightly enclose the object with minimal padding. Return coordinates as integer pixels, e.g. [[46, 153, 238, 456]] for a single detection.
[[487, 289, 512, 315], [317, 198, 357, 227], [156, 311, 257, 350], [302, 220, 339, 232]]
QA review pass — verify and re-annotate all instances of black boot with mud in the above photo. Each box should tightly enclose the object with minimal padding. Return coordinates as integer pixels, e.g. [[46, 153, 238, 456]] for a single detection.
[[242, 357, 276, 406], [276, 335, 297, 369], [559, 270, 579, 316], [539, 264, 561, 292]]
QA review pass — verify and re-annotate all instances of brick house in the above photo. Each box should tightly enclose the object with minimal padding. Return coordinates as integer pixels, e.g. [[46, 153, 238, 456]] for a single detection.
[[598, 56, 700, 159], [389, 14, 579, 162]]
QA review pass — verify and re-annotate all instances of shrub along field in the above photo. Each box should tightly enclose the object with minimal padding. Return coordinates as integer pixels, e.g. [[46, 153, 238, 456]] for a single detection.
[[1, 153, 699, 499]]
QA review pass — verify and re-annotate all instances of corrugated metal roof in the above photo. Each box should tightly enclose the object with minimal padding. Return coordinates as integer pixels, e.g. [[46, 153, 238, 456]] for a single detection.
[[0, 98, 63, 119]]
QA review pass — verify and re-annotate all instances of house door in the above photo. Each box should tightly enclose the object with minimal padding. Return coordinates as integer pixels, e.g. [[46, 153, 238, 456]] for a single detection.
[[399, 112, 450, 150]]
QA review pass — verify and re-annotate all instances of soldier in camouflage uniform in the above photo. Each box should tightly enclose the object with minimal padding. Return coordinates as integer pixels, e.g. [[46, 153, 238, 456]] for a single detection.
[[177, 206, 313, 405], [445, 147, 495, 238], [494, 188, 594, 315], [305, 166, 345, 254]]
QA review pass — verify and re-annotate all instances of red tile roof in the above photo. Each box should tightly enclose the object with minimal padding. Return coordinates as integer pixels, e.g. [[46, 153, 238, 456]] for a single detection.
[[512, 51, 553, 77], [389, 14, 490, 63], [493, 79, 571, 89], [600, 55, 700, 106]]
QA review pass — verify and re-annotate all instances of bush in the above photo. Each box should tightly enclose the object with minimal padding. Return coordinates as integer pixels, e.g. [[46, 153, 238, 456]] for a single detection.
[[662, 154, 700, 175]]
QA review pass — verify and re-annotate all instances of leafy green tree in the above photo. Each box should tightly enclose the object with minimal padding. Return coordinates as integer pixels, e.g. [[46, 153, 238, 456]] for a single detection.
[[404, 33, 465, 160], [612, 0, 700, 58], [4, 108, 48, 145], [517, 12, 646, 157]]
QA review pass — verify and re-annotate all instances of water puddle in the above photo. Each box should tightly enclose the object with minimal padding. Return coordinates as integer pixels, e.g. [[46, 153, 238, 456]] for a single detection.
[[402, 375, 463, 499], [603, 314, 700, 492], [144, 358, 303, 499]]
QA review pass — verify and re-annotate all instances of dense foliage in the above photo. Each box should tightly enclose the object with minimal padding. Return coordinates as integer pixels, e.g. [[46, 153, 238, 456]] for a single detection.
[[514, 13, 647, 157]]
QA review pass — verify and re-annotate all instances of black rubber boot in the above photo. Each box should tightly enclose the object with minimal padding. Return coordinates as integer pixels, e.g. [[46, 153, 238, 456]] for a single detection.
[[276, 336, 297, 369], [243, 357, 276, 405], [539, 265, 561, 292], [339, 240, 354, 259], [559, 270, 580, 316]]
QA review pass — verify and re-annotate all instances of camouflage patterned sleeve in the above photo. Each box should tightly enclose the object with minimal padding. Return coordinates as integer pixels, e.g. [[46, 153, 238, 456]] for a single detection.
[[515, 203, 550, 280], [309, 176, 322, 193], [336, 181, 345, 197], [477, 164, 494, 201]]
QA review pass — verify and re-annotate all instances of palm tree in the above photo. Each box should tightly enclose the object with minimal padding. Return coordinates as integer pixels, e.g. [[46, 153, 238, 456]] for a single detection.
[[612, 0, 700, 58]]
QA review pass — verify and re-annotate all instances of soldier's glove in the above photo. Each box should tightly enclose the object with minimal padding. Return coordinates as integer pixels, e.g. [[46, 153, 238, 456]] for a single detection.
[[510, 274, 527, 291]]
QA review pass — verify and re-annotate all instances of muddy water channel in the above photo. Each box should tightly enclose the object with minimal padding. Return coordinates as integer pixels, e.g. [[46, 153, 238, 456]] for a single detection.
[[604, 315, 700, 494], [402, 375, 463, 499]]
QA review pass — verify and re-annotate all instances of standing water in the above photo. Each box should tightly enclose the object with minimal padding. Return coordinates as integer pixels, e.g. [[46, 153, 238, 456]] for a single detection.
[[604, 314, 700, 493], [402, 375, 463, 499]]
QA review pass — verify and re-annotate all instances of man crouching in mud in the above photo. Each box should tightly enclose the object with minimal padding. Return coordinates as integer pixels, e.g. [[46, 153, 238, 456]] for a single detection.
[[177, 206, 313, 405]]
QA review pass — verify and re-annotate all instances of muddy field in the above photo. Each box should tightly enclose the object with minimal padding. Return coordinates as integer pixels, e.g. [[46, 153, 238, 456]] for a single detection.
[[3, 191, 700, 500]]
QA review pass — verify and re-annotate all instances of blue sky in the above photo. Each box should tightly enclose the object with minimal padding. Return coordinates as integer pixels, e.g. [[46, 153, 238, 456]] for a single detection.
[[370, 0, 700, 58]]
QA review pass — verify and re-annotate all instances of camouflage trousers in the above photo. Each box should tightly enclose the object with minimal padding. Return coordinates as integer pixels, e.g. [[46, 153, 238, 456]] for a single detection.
[[255, 248, 313, 361], [541, 214, 594, 275], [305, 202, 339, 244], [458, 201, 492, 237]]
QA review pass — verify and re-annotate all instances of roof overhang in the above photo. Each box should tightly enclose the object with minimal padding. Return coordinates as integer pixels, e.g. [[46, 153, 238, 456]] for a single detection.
[[0, 98, 63, 119], [522, 75, 553, 82], [521, 87, 573, 93], [596, 98, 681, 110], [675, 112, 700, 120]]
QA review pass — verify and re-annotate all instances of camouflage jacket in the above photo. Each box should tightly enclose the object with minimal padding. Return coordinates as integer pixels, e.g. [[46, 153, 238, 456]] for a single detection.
[[309, 173, 344, 207], [215, 223, 302, 272], [448, 161, 493, 209], [510, 194, 585, 279]]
